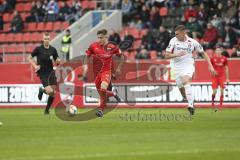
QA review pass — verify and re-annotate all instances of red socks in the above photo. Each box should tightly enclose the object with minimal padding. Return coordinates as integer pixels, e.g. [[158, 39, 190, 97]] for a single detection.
[[98, 89, 115, 111], [220, 95, 223, 110]]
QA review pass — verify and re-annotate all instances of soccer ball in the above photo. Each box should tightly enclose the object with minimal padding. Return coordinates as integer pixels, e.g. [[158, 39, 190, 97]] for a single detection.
[[66, 105, 78, 115]]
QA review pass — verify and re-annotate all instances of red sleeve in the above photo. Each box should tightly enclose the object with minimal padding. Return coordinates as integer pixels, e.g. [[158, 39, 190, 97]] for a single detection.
[[224, 57, 228, 66], [86, 44, 94, 56]]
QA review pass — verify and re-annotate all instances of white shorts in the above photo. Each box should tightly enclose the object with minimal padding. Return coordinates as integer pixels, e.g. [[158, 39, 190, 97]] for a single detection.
[[174, 66, 195, 88]]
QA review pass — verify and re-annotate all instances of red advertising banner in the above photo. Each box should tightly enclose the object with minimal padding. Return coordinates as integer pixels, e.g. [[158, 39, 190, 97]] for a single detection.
[[0, 59, 239, 108]]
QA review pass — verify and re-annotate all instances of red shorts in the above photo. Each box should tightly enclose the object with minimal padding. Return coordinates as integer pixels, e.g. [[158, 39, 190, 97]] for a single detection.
[[95, 71, 111, 89], [212, 77, 225, 89]]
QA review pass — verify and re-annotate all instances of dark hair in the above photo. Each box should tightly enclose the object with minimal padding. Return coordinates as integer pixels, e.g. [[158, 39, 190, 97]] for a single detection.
[[66, 29, 70, 33], [97, 29, 108, 35], [175, 25, 186, 31]]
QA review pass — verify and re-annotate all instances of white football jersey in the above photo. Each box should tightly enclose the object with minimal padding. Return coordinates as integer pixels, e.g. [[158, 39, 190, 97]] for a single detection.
[[166, 36, 204, 70]]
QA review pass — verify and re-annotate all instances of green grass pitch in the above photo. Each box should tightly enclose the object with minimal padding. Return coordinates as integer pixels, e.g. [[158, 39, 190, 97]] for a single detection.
[[0, 108, 240, 160]]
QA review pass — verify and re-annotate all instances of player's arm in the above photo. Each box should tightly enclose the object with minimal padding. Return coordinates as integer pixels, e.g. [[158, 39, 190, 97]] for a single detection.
[[200, 51, 217, 76], [225, 65, 229, 83], [164, 51, 186, 59], [164, 39, 186, 59], [52, 48, 61, 66], [82, 45, 93, 80], [27, 48, 40, 72], [194, 41, 217, 76]]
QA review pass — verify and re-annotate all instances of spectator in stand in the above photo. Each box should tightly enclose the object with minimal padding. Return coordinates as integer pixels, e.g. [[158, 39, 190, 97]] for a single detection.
[[58, 1, 71, 22], [135, 45, 150, 59], [142, 29, 156, 50], [184, 5, 197, 22], [140, 5, 150, 28], [154, 26, 170, 52], [34, 1, 44, 22], [11, 10, 23, 33], [208, 0, 219, 17], [222, 0, 237, 24], [202, 23, 218, 49], [26, 1, 44, 22], [121, 0, 132, 24], [215, 2, 224, 18], [69, 0, 82, 23], [108, 29, 121, 45], [0, 14, 3, 30], [150, 6, 161, 29], [26, 1, 37, 22], [231, 45, 240, 58], [211, 14, 225, 38], [123, 30, 135, 44], [231, 11, 240, 30], [7, 0, 15, 10], [185, 17, 203, 39], [46, 0, 59, 21], [197, 3, 208, 27], [0, 0, 10, 13], [130, 0, 145, 21], [221, 24, 237, 48]]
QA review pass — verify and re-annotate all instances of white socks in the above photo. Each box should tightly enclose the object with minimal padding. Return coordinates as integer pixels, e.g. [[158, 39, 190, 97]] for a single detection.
[[184, 84, 194, 108]]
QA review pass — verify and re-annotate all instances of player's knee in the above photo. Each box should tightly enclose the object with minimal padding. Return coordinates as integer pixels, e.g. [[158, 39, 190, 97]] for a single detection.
[[100, 81, 108, 90], [45, 87, 54, 96]]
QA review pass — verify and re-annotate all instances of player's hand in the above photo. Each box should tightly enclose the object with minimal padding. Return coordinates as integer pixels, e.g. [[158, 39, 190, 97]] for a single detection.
[[115, 67, 122, 75], [112, 73, 117, 80], [209, 66, 217, 76], [34, 65, 40, 72], [55, 59, 61, 66], [226, 79, 230, 84]]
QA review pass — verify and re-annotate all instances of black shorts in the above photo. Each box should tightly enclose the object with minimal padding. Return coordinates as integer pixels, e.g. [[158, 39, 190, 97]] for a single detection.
[[38, 72, 57, 87]]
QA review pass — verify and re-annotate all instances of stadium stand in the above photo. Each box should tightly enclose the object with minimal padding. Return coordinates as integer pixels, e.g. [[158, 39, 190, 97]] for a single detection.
[[0, 0, 240, 63]]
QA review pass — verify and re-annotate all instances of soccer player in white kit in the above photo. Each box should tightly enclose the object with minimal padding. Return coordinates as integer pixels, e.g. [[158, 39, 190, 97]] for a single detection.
[[165, 25, 216, 115]]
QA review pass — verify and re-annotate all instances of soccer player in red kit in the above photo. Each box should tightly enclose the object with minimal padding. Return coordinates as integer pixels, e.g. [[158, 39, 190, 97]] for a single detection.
[[83, 29, 123, 117], [211, 47, 229, 111]]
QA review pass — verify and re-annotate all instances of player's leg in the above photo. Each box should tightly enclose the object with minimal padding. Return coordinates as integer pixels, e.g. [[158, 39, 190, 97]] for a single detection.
[[181, 75, 195, 115], [211, 78, 218, 108], [219, 78, 225, 111], [43, 85, 55, 114], [39, 73, 56, 114], [176, 75, 187, 101]]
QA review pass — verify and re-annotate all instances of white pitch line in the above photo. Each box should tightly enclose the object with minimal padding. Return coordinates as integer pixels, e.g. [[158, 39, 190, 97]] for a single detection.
[[3, 148, 240, 160]]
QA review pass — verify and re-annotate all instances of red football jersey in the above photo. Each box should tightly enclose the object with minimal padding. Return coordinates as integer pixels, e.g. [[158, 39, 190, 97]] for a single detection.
[[211, 55, 228, 77], [86, 42, 121, 77]]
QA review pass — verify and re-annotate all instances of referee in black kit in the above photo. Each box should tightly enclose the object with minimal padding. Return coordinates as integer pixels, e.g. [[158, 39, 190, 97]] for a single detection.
[[27, 32, 61, 114]]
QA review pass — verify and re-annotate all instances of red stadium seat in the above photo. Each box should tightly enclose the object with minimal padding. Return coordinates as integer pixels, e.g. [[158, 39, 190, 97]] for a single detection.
[[0, 34, 6, 43], [26, 43, 36, 53], [5, 44, 17, 53], [36, 22, 45, 31], [23, 32, 31, 42], [31, 32, 42, 42], [89, 1, 97, 9], [50, 32, 57, 39], [3, 23, 11, 32], [27, 22, 37, 31], [15, 33, 23, 43], [15, 44, 25, 53], [16, 3, 24, 12], [3, 13, 10, 22], [133, 40, 141, 49], [45, 22, 53, 31], [5, 33, 14, 43], [159, 7, 168, 16], [24, 3, 32, 12], [53, 21, 62, 31], [62, 22, 69, 30], [150, 50, 157, 59]]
